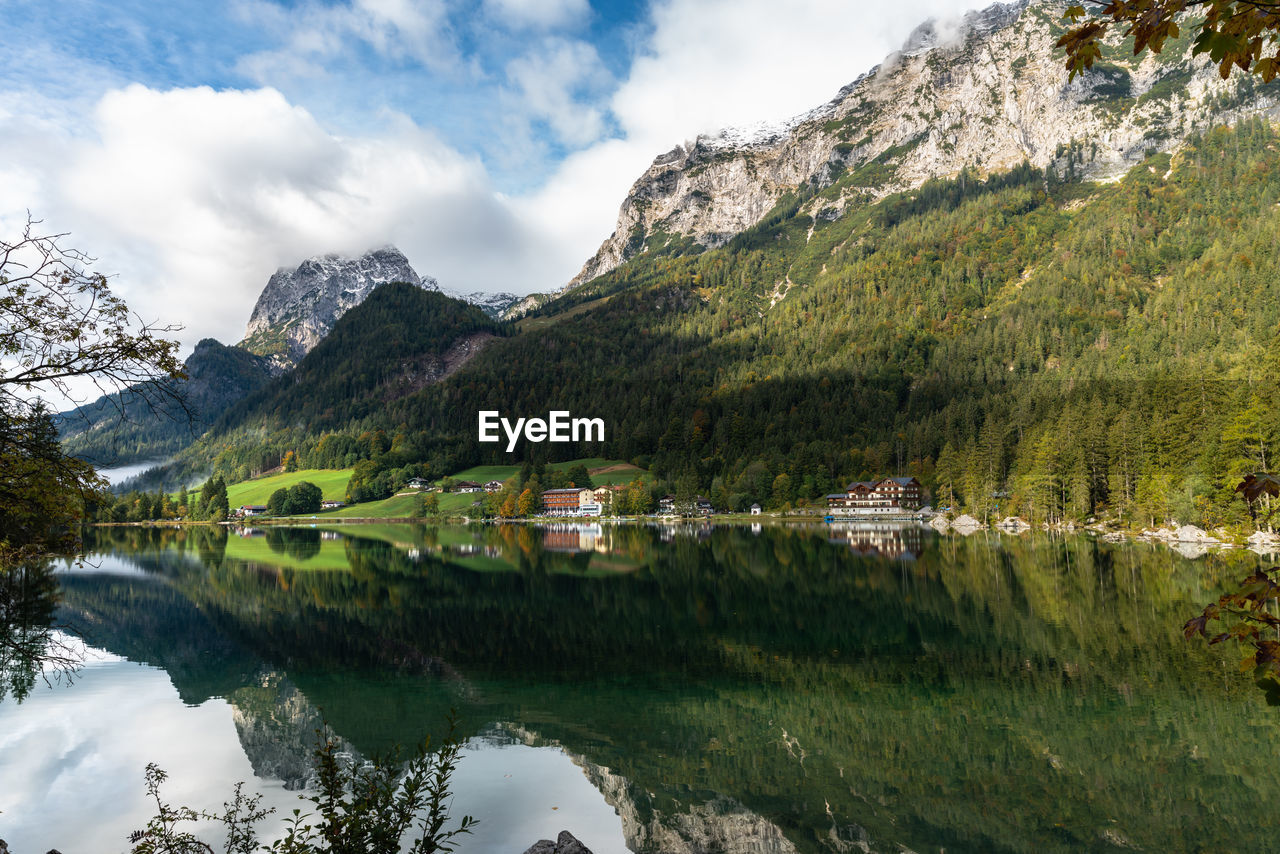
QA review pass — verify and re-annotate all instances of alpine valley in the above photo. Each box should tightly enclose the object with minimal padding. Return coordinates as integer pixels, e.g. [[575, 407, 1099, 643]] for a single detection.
[[73, 0, 1280, 527]]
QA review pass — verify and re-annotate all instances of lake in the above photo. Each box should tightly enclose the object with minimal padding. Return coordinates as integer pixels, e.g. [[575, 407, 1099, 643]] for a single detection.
[[2, 521, 1279, 853]]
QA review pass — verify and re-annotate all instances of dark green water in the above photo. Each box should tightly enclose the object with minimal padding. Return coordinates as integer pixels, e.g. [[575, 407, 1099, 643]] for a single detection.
[[3, 521, 1279, 853]]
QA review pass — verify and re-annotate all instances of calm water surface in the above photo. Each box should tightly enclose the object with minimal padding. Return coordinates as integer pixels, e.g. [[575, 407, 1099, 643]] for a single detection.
[[2, 522, 1279, 853]]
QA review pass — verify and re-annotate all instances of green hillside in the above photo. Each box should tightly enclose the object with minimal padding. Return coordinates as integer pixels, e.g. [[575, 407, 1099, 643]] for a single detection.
[[173, 119, 1280, 528], [60, 338, 272, 468], [224, 469, 352, 507], [216, 283, 503, 434]]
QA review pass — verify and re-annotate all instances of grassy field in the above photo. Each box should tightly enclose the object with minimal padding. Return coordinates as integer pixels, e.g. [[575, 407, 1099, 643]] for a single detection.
[[221, 469, 353, 507], [315, 490, 478, 519], [206, 457, 645, 518], [515, 296, 610, 333]]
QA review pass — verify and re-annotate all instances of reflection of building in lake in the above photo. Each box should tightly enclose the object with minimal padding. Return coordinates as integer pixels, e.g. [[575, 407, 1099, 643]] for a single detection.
[[540, 523, 607, 553], [827, 522, 925, 560], [656, 522, 713, 543]]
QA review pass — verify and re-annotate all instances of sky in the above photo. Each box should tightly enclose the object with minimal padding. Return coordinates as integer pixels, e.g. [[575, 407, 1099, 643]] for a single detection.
[[0, 0, 992, 356]]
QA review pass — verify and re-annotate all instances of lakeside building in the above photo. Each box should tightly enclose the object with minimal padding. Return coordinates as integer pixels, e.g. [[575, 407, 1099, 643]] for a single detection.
[[406, 477, 435, 491], [320, 500, 345, 510], [483, 480, 504, 493], [237, 505, 268, 517], [826, 477, 923, 516], [454, 481, 483, 494], [542, 488, 603, 517], [658, 495, 714, 516], [592, 485, 624, 506]]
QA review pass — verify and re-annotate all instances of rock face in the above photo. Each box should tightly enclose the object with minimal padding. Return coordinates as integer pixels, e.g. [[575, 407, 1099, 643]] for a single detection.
[[569, 0, 1280, 290], [521, 831, 594, 854], [240, 247, 437, 371]]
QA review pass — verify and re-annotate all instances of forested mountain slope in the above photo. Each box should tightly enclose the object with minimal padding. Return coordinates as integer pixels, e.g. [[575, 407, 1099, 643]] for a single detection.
[[188, 119, 1280, 527], [183, 283, 504, 483], [57, 338, 272, 467]]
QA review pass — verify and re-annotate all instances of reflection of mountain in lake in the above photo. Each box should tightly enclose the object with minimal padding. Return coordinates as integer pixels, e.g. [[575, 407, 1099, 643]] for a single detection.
[[230, 671, 336, 790], [67, 523, 1280, 853], [504, 723, 801, 854]]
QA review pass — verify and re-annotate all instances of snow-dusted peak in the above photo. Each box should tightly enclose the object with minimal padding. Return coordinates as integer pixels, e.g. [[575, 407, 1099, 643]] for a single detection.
[[241, 246, 436, 370]]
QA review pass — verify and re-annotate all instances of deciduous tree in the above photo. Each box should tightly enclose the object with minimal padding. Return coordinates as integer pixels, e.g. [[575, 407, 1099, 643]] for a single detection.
[[1059, 1, 1280, 82]]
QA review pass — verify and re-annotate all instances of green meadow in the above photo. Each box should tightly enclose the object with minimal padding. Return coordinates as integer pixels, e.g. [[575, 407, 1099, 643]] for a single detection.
[[219, 469, 353, 507], [190, 457, 647, 518]]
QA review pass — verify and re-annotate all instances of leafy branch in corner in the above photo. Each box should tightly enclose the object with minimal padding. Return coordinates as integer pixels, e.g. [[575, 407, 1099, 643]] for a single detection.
[[1186, 473, 1280, 703], [1059, 0, 1280, 82]]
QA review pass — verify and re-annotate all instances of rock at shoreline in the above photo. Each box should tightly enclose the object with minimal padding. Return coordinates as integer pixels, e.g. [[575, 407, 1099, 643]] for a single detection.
[[996, 516, 1030, 532], [952, 514, 985, 531], [929, 516, 950, 532], [522, 831, 594, 854], [1174, 525, 1218, 544]]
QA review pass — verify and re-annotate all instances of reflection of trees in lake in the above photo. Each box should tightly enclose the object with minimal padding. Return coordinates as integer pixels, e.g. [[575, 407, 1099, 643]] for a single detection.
[[266, 527, 321, 562], [0, 560, 79, 703], [71, 524, 1280, 854]]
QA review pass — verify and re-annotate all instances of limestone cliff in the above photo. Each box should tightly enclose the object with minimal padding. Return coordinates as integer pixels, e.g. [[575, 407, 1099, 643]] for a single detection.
[[569, 0, 1280, 290]]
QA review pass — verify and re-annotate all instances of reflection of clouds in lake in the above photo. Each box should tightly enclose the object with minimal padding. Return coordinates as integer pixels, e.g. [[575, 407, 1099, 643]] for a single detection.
[[0, 652, 630, 854], [450, 734, 629, 854], [55, 553, 154, 578], [0, 658, 293, 852]]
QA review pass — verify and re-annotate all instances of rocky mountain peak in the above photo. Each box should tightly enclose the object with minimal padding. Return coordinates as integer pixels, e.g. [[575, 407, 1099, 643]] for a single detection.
[[565, 0, 1280, 291], [239, 246, 437, 371]]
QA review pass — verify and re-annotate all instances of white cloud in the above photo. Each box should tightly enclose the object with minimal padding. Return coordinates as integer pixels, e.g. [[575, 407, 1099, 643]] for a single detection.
[[236, 0, 459, 82], [0, 84, 565, 357], [482, 0, 591, 31], [614, 0, 991, 146], [503, 38, 612, 147]]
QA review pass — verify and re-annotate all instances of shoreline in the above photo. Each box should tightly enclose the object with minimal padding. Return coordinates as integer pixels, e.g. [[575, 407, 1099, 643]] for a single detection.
[[86, 513, 1280, 555]]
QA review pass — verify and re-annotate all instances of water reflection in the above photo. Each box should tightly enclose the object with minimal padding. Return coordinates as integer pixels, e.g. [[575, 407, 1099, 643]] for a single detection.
[[0, 561, 82, 704], [4, 523, 1279, 853]]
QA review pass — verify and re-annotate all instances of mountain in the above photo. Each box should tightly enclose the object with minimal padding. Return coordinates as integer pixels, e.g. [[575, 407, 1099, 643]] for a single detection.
[[568, 0, 1279, 289], [213, 283, 501, 442], [166, 1, 1280, 530], [240, 247, 438, 371], [58, 338, 272, 468]]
